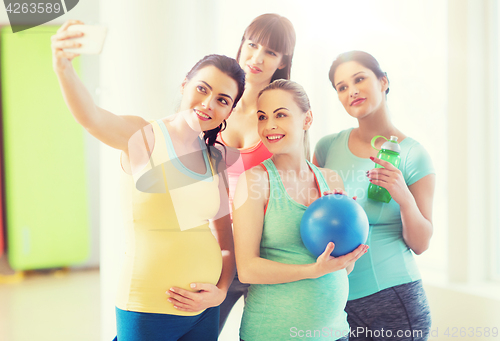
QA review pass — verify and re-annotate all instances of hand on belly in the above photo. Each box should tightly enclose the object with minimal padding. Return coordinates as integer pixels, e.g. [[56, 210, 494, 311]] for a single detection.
[[166, 282, 225, 312]]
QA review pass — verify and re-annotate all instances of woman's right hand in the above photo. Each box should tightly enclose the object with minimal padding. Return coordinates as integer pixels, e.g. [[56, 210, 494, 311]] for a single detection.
[[313, 242, 368, 277], [51, 20, 84, 73]]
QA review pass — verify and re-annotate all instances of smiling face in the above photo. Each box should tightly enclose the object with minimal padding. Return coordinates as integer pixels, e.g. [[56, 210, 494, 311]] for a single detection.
[[238, 39, 285, 84], [179, 65, 239, 132], [257, 89, 312, 156], [333, 61, 388, 120]]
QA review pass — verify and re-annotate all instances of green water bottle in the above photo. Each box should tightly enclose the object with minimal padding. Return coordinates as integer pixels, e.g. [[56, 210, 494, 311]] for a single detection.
[[367, 135, 401, 203]]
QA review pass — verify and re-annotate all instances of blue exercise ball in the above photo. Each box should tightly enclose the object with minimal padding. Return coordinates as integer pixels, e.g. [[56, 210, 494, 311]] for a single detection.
[[300, 194, 369, 257]]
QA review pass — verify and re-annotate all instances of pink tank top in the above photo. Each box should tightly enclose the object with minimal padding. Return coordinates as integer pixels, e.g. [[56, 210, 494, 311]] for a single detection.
[[217, 133, 272, 213]]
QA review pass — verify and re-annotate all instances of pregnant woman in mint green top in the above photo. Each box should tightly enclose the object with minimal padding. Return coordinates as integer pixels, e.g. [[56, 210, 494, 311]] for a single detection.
[[314, 51, 435, 340], [233, 80, 368, 341]]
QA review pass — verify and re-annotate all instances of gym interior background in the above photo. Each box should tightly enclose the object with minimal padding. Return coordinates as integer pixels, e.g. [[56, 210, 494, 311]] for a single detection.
[[0, 0, 499, 340]]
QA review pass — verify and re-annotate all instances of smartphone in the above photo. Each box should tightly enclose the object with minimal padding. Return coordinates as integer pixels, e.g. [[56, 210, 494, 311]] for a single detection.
[[64, 25, 108, 55]]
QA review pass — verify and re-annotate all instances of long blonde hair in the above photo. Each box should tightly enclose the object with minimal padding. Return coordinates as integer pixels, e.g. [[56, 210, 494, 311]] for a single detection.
[[258, 79, 312, 161]]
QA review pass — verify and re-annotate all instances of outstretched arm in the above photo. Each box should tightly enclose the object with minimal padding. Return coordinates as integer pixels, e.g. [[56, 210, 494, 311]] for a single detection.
[[51, 20, 148, 152]]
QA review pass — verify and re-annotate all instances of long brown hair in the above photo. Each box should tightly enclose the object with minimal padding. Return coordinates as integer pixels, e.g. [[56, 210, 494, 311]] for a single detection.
[[236, 14, 296, 82]]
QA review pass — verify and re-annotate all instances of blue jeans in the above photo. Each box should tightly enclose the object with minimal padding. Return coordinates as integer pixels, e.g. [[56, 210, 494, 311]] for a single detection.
[[113, 306, 219, 341]]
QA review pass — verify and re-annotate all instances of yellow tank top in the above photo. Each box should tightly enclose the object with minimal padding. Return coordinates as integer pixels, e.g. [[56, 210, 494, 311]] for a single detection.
[[116, 120, 223, 316]]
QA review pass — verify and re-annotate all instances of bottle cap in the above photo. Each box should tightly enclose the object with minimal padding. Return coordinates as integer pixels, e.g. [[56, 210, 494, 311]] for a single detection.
[[371, 135, 401, 154], [381, 136, 401, 153]]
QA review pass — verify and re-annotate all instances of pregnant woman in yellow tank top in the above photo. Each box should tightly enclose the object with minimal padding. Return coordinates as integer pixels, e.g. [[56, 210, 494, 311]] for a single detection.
[[52, 20, 245, 341]]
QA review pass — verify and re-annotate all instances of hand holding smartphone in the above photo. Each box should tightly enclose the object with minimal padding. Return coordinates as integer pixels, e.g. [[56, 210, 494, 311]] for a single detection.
[[63, 25, 107, 54]]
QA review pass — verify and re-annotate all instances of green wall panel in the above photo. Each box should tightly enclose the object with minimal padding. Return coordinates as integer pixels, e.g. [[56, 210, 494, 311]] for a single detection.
[[1, 26, 90, 270]]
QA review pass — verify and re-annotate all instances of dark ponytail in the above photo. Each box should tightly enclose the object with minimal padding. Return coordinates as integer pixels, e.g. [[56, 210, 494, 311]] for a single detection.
[[203, 121, 227, 168]]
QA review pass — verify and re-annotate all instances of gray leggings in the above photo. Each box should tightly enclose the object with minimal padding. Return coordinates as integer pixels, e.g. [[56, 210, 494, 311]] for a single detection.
[[345, 280, 431, 341]]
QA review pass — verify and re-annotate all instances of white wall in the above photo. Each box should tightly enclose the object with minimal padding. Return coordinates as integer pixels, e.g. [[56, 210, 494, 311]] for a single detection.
[[423, 1, 500, 339]]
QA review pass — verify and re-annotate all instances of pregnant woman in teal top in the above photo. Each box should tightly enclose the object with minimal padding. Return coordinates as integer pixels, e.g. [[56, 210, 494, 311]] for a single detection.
[[314, 51, 435, 340], [233, 80, 368, 341]]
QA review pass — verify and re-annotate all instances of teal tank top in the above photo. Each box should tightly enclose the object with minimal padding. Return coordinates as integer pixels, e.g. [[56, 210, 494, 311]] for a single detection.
[[314, 128, 435, 300], [240, 158, 350, 341]]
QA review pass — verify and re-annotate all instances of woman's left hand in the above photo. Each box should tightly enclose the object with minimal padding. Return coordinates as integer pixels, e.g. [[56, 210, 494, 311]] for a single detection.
[[367, 156, 411, 204], [166, 283, 226, 312]]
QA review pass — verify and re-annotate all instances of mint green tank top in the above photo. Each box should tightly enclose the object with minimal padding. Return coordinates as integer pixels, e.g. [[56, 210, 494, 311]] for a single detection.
[[314, 128, 435, 300], [240, 159, 350, 341]]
